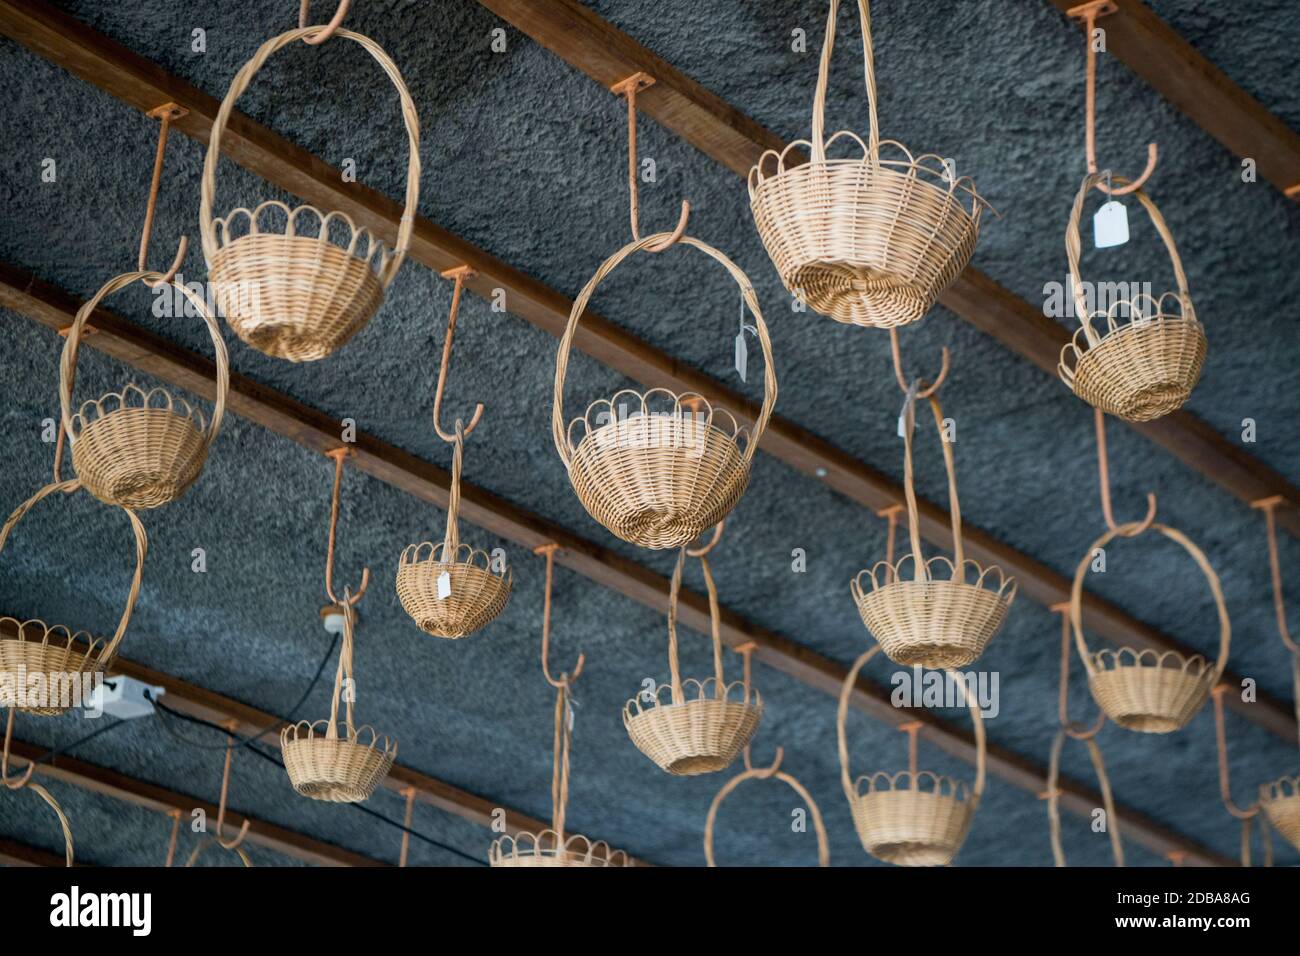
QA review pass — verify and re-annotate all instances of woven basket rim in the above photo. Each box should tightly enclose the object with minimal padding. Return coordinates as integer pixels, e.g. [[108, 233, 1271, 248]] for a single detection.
[[1090, 646, 1212, 675], [280, 720, 397, 756], [623, 677, 761, 718], [852, 553, 1015, 600], [67, 383, 207, 440], [854, 769, 973, 800], [0, 616, 109, 656], [398, 540, 506, 575], [1060, 299, 1202, 376], [1261, 775, 1300, 801], [488, 829, 630, 867], [564, 388, 748, 459], [212, 200, 394, 277]]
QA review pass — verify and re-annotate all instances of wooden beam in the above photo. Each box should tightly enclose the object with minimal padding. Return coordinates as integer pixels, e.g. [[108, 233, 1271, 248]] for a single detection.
[[1048, 0, 1300, 199], [477, 0, 1300, 537], [5, 739, 385, 867], [0, 836, 76, 867], [0, 270, 1238, 867]]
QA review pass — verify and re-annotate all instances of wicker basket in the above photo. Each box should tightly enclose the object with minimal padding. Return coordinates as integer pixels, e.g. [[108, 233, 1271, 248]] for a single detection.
[[553, 235, 777, 550], [1060, 173, 1206, 422], [837, 644, 985, 866], [489, 830, 629, 868], [1259, 776, 1300, 851], [703, 747, 830, 866], [200, 28, 419, 362], [748, 0, 987, 328], [281, 605, 395, 802], [60, 272, 228, 509], [0, 480, 146, 717], [624, 547, 762, 775], [1070, 522, 1229, 734], [851, 394, 1015, 667]]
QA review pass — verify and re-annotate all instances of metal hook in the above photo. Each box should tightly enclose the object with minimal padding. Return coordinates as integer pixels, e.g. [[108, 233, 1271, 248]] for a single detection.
[[898, 720, 924, 776], [299, 0, 349, 45], [398, 786, 417, 867], [324, 448, 370, 606], [1068, 1, 1158, 196], [213, 724, 251, 850], [138, 103, 189, 289], [1094, 408, 1156, 536], [432, 266, 485, 443], [611, 72, 690, 253], [1210, 686, 1260, 821], [889, 327, 950, 399], [535, 543, 585, 689], [686, 521, 725, 558], [1, 709, 35, 791]]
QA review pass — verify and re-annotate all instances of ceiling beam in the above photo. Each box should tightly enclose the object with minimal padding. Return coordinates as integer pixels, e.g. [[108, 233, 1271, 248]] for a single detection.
[[1048, 0, 1300, 200], [476, 0, 1300, 537], [5, 738, 385, 866], [0, 268, 1237, 867], [0, 836, 77, 866]]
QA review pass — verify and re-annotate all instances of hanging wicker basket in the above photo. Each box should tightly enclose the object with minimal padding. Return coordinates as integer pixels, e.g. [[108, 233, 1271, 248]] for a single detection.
[[281, 606, 395, 802], [1259, 776, 1300, 851], [200, 27, 420, 362], [624, 546, 761, 775], [489, 830, 630, 868], [1060, 173, 1206, 422], [851, 394, 1015, 668], [59, 272, 228, 510], [1070, 521, 1228, 734], [748, 0, 987, 328], [0, 480, 146, 717], [553, 234, 777, 550], [837, 644, 985, 866]]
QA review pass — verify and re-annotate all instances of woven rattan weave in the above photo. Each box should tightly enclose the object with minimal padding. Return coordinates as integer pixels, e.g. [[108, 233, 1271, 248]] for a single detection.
[[748, 0, 987, 328], [200, 27, 420, 361], [59, 272, 228, 509], [1259, 776, 1300, 851], [837, 644, 985, 866], [553, 234, 777, 550], [1070, 521, 1228, 733], [1060, 173, 1206, 422], [0, 480, 146, 717], [851, 394, 1014, 668], [3, 709, 74, 865]]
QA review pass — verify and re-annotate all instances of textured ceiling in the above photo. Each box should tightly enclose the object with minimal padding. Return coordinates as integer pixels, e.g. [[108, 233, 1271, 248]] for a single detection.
[[0, 0, 1297, 867]]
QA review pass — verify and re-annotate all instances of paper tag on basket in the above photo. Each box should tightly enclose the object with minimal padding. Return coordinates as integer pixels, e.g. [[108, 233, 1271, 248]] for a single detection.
[[734, 329, 748, 382], [1093, 200, 1129, 249], [436, 569, 451, 600], [897, 380, 920, 438]]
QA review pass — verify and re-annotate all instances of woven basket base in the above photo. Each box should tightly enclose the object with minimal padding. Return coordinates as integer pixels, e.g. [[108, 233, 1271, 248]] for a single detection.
[[1260, 794, 1300, 851], [396, 559, 510, 639], [850, 789, 973, 867], [1070, 318, 1206, 422], [625, 697, 761, 776], [73, 407, 206, 509], [0, 639, 106, 717], [568, 418, 750, 550], [789, 263, 932, 328], [211, 234, 384, 362], [856, 579, 1010, 669], [1088, 664, 1213, 734], [282, 736, 394, 803]]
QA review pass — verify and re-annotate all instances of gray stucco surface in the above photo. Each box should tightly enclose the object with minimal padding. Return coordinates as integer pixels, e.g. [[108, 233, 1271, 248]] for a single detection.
[[0, 0, 1295, 867]]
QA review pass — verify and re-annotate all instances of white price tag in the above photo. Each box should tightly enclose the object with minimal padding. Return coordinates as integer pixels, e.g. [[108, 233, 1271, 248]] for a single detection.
[[1093, 200, 1129, 249], [897, 380, 919, 438], [436, 569, 451, 600], [734, 330, 748, 382]]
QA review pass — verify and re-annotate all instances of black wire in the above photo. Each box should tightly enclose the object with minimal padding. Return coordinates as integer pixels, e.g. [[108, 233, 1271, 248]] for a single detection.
[[148, 694, 487, 867], [7, 712, 129, 770]]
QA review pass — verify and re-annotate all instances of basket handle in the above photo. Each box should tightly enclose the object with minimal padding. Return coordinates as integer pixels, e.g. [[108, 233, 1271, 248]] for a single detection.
[[59, 271, 229, 455], [185, 837, 253, 868], [1065, 172, 1192, 347], [703, 765, 830, 867], [1046, 728, 1123, 867], [199, 27, 421, 289], [1069, 521, 1230, 683], [898, 394, 965, 584], [440, 425, 465, 558], [551, 233, 777, 469], [325, 601, 359, 741], [0, 480, 147, 662], [810, 0, 879, 162]]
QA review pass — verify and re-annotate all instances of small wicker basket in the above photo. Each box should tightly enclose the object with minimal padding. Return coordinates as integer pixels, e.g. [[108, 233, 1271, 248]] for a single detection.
[[553, 234, 777, 550], [489, 830, 629, 868], [200, 27, 420, 362], [1070, 522, 1229, 734], [851, 394, 1015, 668], [60, 272, 228, 509], [1259, 776, 1300, 852], [624, 545, 761, 775], [281, 605, 395, 802], [837, 644, 985, 866], [1060, 173, 1206, 422], [748, 0, 987, 328], [0, 480, 146, 717]]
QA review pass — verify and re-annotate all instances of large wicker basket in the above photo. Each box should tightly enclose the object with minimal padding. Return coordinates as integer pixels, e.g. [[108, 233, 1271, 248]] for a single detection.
[[1070, 522, 1228, 734], [60, 272, 228, 509], [553, 234, 777, 550], [748, 0, 987, 328], [1060, 173, 1206, 422], [1259, 776, 1300, 851], [837, 645, 985, 866], [624, 547, 761, 775], [200, 27, 419, 362], [851, 394, 1015, 668], [0, 480, 146, 717]]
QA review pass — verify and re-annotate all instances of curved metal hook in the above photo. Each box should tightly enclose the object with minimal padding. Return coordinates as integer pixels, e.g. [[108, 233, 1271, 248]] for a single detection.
[[535, 544, 585, 689], [138, 104, 189, 289], [433, 266, 485, 443], [742, 743, 784, 777], [686, 521, 725, 558], [889, 327, 950, 399], [324, 448, 370, 607], [213, 727, 251, 850], [1211, 685, 1260, 821], [611, 72, 690, 254], [1094, 408, 1156, 536], [299, 0, 349, 45], [2, 709, 35, 791]]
